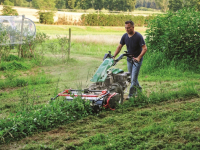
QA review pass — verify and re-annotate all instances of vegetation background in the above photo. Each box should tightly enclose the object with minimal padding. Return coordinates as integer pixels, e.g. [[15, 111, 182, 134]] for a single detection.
[[0, 0, 200, 12], [0, 0, 200, 149]]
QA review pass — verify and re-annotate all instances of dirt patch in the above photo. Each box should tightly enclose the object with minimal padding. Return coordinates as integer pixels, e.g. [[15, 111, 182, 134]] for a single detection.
[[72, 35, 122, 45], [1, 75, 6, 79]]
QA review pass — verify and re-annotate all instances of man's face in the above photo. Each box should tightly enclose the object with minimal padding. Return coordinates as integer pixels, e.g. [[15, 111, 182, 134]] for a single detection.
[[125, 23, 134, 34]]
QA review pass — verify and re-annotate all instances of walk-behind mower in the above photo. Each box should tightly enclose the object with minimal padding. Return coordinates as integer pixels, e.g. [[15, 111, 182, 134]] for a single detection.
[[51, 51, 137, 112]]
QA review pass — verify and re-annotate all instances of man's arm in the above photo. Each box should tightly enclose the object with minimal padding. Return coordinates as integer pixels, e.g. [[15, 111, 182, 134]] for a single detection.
[[135, 45, 147, 62], [113, 44, 123, 58]]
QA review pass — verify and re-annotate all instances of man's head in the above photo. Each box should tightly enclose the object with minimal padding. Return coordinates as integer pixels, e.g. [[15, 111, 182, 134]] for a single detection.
[[125, 20, 134, 35]]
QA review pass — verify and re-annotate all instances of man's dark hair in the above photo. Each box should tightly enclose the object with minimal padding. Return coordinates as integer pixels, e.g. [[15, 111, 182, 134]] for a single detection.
[[125, 20, 134, 26]]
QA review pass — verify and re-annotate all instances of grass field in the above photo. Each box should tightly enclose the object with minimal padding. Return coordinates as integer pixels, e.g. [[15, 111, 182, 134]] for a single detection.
[[0, 24, 200, 149], [36, 25, 147, 45]]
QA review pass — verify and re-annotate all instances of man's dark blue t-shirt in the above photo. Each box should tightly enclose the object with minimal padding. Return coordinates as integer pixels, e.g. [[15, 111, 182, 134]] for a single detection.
[[120, 32, 145, 57]]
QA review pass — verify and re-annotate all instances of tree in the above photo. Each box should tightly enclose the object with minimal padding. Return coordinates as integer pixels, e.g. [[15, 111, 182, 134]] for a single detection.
[[125, 0, 136, 11], [155, 0, 169, 12], [168, 0, 183, 11], [55, 0, 66, 9], [66, 0, 76, 9], [32, 0, 56, 10], [94, 0, 104, 10], [3, 0, 14, 5], [135, 0, 157, 9], [168, 0, 199, 12], [74, 0, 91, 9], [9, 0, 29, 7]]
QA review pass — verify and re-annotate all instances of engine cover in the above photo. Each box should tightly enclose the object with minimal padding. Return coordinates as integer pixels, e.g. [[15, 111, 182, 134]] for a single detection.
[[113, 73, 128, 82]]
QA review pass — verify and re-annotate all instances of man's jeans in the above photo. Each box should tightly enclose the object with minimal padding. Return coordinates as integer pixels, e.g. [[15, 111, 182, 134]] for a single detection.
[[127, 57, 143, 97]]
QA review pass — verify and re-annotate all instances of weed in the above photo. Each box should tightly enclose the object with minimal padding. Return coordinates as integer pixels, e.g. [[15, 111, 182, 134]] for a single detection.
[[0, 96, 92, 144], [0, 61, 30, 71]]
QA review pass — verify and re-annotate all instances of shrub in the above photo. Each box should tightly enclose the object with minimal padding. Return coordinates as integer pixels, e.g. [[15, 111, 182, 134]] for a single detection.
[[145, 7, 200, 69], [144, 15, 156, 26], [0, 61, 30, 71], [39, 12, 54, 24], [3, 54, 19, 61], [1, 5, 18, 16]]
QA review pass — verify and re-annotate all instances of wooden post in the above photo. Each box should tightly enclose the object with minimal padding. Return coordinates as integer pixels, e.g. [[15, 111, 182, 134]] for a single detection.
[[19, 15, 25, 58], [68, 28, 71, 59]]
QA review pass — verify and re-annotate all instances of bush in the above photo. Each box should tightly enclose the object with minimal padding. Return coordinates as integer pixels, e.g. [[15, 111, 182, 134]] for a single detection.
[[3, 54, 19, 61], [145, 7, 200, 69], [144, 15, 156, 26], [0, 61, 30, 71], [39, 12, 54, 24], [1, 5, 18, 16]]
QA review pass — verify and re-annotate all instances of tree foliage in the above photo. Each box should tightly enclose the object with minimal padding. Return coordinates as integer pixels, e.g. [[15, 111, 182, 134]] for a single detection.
[[9, 0, 29, 7], [135, 0, 157, 9], [55, 0, 66, 9], [3, 0, 14, 6], [154, 0, 169, 12], [2, 0, 137, 11], [168, 0, 200, 11], [2, 0, 200, 11], [145, 7, 200, 68], [32, 0, 56, 11]]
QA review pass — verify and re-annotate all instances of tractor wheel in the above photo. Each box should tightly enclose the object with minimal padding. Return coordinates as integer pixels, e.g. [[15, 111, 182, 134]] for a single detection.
[[110, 83, 124, 105]]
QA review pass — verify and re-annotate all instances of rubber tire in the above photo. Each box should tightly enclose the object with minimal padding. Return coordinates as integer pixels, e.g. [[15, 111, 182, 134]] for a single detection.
[[110, 83, 124, 105]]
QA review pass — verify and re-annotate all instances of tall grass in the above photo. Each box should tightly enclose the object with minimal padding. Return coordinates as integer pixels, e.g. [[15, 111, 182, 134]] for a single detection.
[[0, 97, 92, 144]]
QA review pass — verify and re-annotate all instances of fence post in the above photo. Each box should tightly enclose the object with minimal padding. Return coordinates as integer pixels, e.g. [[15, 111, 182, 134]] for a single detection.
[[19, 15, 25, 58], [68, 28, 71, 59]]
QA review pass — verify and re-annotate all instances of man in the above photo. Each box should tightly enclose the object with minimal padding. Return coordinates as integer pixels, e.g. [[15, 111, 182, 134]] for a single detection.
[[113, 20, 147, 99]]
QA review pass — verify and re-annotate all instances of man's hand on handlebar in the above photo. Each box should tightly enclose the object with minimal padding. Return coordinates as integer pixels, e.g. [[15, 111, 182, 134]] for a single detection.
[[133, 57, 140, 63]]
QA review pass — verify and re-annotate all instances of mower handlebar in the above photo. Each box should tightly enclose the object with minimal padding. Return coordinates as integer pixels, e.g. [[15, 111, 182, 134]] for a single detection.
[[112, 51, 137, 66]]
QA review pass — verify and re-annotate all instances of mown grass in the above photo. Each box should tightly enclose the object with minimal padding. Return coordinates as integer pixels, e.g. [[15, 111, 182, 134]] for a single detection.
[[0, 25, 200, 149], [2, 96, 200, 149]]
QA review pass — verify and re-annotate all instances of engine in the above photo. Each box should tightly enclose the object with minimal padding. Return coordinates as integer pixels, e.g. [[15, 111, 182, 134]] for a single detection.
[[88, 71, 131, 91]]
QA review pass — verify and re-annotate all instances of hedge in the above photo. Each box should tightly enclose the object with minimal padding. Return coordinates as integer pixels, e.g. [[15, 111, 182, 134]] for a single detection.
[[81, 14, 155, 26]]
